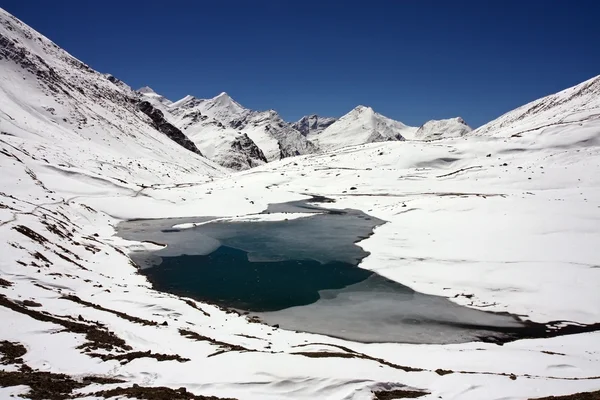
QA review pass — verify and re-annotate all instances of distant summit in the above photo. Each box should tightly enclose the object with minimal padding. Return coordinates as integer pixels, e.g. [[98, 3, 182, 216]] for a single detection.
[[414, 117, 472, 140], [310, 105, 415, 151]]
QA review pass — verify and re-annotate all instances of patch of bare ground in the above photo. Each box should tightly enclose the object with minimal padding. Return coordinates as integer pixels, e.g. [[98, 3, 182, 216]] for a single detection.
[[184, 298, 210, 317], [372, 389, 430, 399], [0, 341, 27, 364], [0, 277, 12, 287], [61, 294, 158, 326], [86, 350, 189, 364], [89, 384, 237, 400], [530, 391, 600, 400], [0, 369, 123, 400], [292, 343, 422, 373], [178, 328, 249, 356], [0, 294, 131, 352], [0, 340, 125, 400]]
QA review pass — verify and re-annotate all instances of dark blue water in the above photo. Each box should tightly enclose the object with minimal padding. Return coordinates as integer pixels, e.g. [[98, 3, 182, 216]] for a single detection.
[[145, 246, 372, 312]]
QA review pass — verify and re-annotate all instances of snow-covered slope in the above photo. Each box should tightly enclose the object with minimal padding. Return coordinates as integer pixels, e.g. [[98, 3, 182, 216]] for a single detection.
[[311, 105, 416, 151], [292, 114, 337, 136], [474, 74, 600, 137], [0, 8, 222, 183], [413, 117, 472, 140]]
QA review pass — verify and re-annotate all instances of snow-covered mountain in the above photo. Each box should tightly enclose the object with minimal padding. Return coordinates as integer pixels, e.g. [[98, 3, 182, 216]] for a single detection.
[[473, 75, 600, 137], [310, 105, 416, 151], [292, 114, 337, 136], [138, 89, 267, 170], [165, 91, 316, 162], [413, 117, 472, 140]]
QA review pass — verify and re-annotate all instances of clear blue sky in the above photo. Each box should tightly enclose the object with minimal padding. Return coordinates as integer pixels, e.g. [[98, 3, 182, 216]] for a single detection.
[[2, 0, 599, 127]]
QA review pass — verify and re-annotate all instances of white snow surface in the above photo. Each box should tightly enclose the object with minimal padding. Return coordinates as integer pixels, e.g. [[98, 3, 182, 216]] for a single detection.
[[413, 117, 472, 140], [311, 105, 417, 151], [1, 7, 600, 400]]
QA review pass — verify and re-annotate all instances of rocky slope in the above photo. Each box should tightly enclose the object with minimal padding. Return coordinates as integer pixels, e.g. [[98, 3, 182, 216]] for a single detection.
[[292, 114, 337, 137]]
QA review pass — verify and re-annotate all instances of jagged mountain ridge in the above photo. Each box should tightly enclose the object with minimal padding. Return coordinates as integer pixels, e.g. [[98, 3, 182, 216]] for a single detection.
[[292, 114, 337, 137], [161, 91, 317, 162], [139, 88, 268, 170]]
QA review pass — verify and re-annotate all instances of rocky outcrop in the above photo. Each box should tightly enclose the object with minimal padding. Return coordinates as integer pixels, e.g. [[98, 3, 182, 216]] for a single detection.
[[292, 115, 337, 137], [227, 133, 268, 170], [230, 110, 317, 161], [137, 101, 203, 156]]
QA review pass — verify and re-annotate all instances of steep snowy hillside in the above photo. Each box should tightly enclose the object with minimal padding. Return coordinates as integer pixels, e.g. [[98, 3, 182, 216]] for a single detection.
[[168, 92, 316, 162], [413, 117, 472, 140], [474, 74, 600, 137], [311, 105, 416, 151], [0, 8, 221, 183], [139, 89, 267, 170], [292, 114, 337, 136]]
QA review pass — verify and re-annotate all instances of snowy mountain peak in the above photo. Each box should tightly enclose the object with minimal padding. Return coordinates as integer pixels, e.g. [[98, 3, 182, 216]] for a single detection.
[[214, 91, 232, 100], [414, 117, 472, 140], [310, 106, 415, 151], [137, 86, 173, 106], [353, 105, 372, 112], [138, 86, 157, 94]]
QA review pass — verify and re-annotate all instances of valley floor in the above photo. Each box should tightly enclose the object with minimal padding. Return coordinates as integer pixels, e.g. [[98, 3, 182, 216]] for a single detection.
[[2, 122, 600, 399]]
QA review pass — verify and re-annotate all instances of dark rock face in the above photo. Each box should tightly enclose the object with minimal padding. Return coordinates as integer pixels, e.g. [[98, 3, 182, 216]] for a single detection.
[[230, 133, 267, 167], [230, 111, 317, 161], [182, 111, 208, 124], [137, 101, 203, 157], [292, 115, 337, 136], [218, 133, 268, 170]]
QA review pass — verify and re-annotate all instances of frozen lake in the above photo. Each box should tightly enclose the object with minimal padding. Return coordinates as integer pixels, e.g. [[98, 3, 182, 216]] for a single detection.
[[118, 197, 530, 344]]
